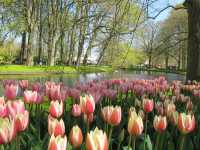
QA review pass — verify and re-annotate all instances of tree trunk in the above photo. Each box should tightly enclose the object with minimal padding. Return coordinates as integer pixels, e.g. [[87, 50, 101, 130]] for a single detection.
[[178, 45, 181, 70], [20, 32, 26, 64], [60, 32, 64, 63], [185, 0, 200, 80], [68, 29, 76, 65], [26, 31, 34, 66], [148, 52, 152, 68], [165, 54, 169, 69], [38, 0, 42, 64]]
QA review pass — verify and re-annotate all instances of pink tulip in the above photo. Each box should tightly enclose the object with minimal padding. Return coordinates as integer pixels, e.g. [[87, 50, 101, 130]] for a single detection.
[[0, 97, 7, 117], [80, 95, 95, 114], [0, 117, 17, 144], [2, 80, 16, 88], [68, 89, 81, 101], [48, 135, 67, 150], [24, 90, 38, 104], [6, 100, 25, 118], [69, 125, 83, 148], [101, 106, 121, 126], [32, 82, 42, 92], [4, 84, 18, 100], [49, 100, 64, 118], [46, 82, 66, 101], [84, 113, 94, 124], [19, 80, 29, 90], [143, 98, 154, 113], [15, 110, 29, 132], [153, 115, 167, 133], [71, 104, 82, 117], [48, 115, 65, 137], [35, 93, 44, 104], [178, 113, 195, 134]]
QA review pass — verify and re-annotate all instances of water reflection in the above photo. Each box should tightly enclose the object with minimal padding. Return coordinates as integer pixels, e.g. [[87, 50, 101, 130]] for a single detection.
[[0, 70, 185, 88]]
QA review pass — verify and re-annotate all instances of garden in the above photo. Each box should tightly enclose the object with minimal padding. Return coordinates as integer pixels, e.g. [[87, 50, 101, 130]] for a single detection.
[[1, 0, 200, 149], [0, 77, 198, 150]]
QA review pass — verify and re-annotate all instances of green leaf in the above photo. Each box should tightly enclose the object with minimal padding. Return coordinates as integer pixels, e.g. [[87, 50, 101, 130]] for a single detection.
[[167, 141, 175, 150], [146, 135, 153, 150], [123, 146, 132, 150]]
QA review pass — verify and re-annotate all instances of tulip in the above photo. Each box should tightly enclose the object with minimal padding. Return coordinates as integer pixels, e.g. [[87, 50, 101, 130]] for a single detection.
[[48, 135, 67, 150], [6, 100, 25, 118], [69, 125, 83, 148], [80, 95, 95, 114], [169, 111, 179, 126], [153, 115, 167, 133], [24, 90, 38, 104], [0, 97, 7, 117], [71, 104, 82, 117], [19, 80, 28, 90], [48, 115, 65, 137], [4, 84, 18, 100], [186, 100, 193, 111], [35, 93, 44, 104], [101, 106, 121, 126], [32, 82, 42, 92], [0, 117, 17, 144], [178, 113, 195, 134], [142, 98, 154, 113], [68, 89, 81, 101], [86, 127, 108, 150], [164, 102, 176, 117], [84, 113, 94, 124], [15, 111, 29, 132], [49, 100, 63, 118], [46, 82, 66, 101], [128, 108, 143, 136]]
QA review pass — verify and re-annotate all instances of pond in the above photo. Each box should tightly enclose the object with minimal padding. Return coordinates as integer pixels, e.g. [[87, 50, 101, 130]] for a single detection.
[[0, 70, 185, 94]]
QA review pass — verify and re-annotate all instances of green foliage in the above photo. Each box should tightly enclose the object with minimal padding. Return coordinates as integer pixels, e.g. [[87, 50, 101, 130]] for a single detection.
[[0, 41, 20, 64], [104, 41, 146, 68]]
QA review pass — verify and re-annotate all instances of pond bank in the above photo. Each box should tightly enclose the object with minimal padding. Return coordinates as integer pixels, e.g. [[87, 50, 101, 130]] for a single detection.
[[122, 67, 186, 75], [0, 65, 114, 75]]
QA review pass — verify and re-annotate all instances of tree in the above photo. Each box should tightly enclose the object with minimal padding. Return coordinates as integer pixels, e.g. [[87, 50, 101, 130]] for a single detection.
[[184, 0, 200, 80]]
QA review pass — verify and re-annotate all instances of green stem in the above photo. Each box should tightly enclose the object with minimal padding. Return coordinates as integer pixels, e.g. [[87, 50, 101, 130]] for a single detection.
[[128, 135, 132, 150], [108, 126, 113, 150], [155, 132, 160, 150], [0, 145, 4, 150], [86, 121, 89, 134], [179, 135, 185, 150], [132, 136, 136, 150], [117, 143, 121, 150], [144, 114, 148, 150], [16, 135, 20, 150]]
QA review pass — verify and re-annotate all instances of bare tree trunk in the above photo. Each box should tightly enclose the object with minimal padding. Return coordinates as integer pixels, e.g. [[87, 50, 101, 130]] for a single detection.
[[148, 51, 152, 68], [38, 0, 42, 64], [185, 0, 200, 80], [68, 29, 76, 65], [60, 32, 64, 63], [20, 32, 26, 64], [165, 54, 169, 69], [26, 31, 34, 66]]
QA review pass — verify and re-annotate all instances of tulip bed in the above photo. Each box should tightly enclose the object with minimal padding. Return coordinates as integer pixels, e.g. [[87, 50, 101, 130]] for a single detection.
[[0, 77, 199, 150]]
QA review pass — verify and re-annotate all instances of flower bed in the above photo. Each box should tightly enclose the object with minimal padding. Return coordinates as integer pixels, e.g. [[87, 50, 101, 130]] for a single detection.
[[0, 77, 198, 150]]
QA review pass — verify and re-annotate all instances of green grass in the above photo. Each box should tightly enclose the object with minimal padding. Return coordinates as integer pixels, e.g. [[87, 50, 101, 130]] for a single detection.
[[0, 65, 113, 74]]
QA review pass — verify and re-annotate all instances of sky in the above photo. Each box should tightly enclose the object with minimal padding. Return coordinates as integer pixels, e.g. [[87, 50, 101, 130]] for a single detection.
[[149, 0, 185, 22]]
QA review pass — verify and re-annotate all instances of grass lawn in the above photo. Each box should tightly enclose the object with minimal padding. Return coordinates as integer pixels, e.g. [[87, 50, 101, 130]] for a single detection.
[[0, 65, 114, 74]]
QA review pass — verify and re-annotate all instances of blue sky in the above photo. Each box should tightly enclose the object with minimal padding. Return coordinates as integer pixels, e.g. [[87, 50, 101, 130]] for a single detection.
[[149, 0, 185, 21]]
